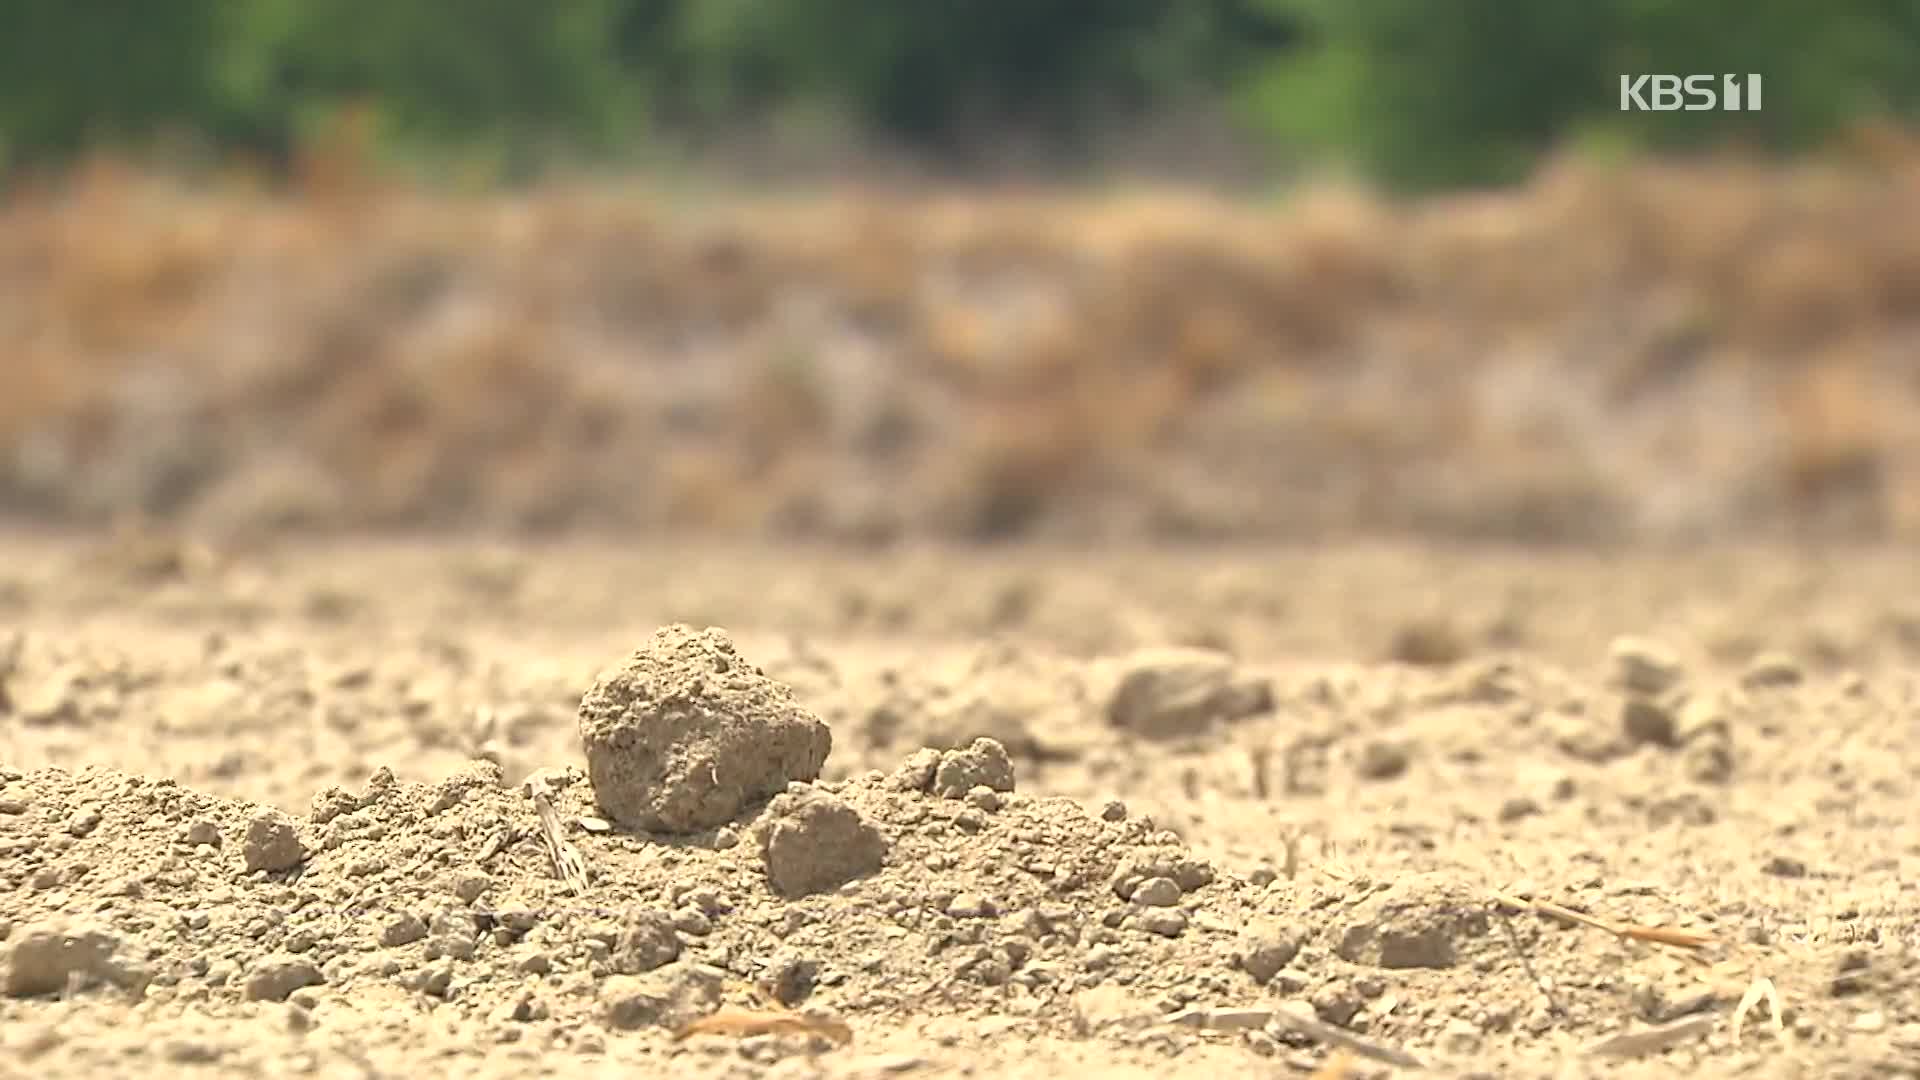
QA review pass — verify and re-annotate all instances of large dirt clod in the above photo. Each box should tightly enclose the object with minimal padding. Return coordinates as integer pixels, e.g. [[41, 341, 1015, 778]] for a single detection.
[[577, 626, 833, 833]]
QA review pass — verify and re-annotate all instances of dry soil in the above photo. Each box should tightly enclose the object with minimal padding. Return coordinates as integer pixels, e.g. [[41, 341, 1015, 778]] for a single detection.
[[1, 531, 1917, 1079]]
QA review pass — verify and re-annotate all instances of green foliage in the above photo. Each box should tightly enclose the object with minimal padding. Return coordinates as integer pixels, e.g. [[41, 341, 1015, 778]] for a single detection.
[[0, 0, 231, 157], [1248, 0, 1920, 189], [0, 0, 1916, 188]]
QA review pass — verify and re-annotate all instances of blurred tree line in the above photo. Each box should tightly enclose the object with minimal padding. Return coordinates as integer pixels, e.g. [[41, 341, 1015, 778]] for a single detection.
[[1, 0, 1917, 190]]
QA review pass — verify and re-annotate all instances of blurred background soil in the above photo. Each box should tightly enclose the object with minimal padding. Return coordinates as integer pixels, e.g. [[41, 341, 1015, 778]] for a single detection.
[[4, 135, 1920, 548]]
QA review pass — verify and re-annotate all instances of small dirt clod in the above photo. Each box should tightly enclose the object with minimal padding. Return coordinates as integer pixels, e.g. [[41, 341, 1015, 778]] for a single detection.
[[1100, 647, 1272, 738], [4, 920, 150, 998], [759, 789, 888, 897], [242, 811, 306, 873]]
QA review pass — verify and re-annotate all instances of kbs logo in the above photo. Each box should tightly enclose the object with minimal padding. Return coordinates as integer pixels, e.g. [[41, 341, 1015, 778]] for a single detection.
[[1619, 74, 1763, 111]]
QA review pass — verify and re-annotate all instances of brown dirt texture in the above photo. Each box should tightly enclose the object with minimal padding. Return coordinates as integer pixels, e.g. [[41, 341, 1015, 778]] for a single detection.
[[7, 142, 1920, 545], [2, 533, 1917, 1079]]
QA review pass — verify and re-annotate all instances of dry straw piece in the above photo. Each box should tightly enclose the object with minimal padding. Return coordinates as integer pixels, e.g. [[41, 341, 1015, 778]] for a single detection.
[[1731, 976, 1785, 1046], [531, 790, 590, 895], [1489, 890, 1715, 951], [1581, 1015, 1719, 1058], [673, 1008, 854, 1046]]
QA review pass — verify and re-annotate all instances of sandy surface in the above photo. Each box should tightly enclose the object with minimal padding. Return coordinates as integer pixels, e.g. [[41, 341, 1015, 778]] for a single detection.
[[2, 531, 1918, 1079]]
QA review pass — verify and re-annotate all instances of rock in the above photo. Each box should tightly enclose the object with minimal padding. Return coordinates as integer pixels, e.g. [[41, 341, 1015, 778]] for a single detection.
[[1111, 852, 1213, 900], [179, 819, 222, 847], [1647, 792, 1717, 828], [886, 748, 942, 793], [1762, 854, 1808, 878], [519, 765, 579, 800], [1682, 733, 1735, 784], [1551, 712, 1626, 763], [1128, 877, 1182, 907], [1135, 910, 1187, 937], [1235, 930, 1301, 984], [758, 789, 888, 898], [379, 913, 427, 947], [600, 963, 725, 1030], [64, 807, 101, 836], [612, 910, 681, 974], [427, 760, 502, 814], [1498, 795, 1541, 822], [1387, 618, 1470, 667], [1440, 1017, 1482, 1053], [1311, 981, 1364, 1025], [425, 912, 478, 961], [4, 920, 150, 997], [1100, 647, 1272, 738], [243, 811, 306, 873], [243, 955, 324, 1002], [1620, 697, 1678, 746], [1355, 739, 1411, 779], [1609, 636, 1685, 696], [450, 871, 492, 904], [965, 786, 1002, 812], [758, 954, 819, 1006], [945, 893, 996, 919], [1071, 985, 1158, 1034], [1334, 873, 1491, 969], [577, 626, 833, 833], [930, 738, 1015, 798], [1741, 652, 1804, 690]]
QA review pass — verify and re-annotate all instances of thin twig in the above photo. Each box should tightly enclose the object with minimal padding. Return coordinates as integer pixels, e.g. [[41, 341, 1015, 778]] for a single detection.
[[1494, 904, 1565, 1017], [1268, 1004, 1426, 1070]]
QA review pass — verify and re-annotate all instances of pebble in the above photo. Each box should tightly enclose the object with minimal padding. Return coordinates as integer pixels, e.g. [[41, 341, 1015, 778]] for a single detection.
[[965, 786, 1002, 812], [1135, 910, 1187, 937], [946, 893, 996, 919], [243, 811, 306, 873], [1355, 740, 1410, 780], [1610, 636, 1685, 695], [65, 807, 102, 836], [380, 913, 428, 947], [1311, 982, 1363, 1025], [1235, 931, 1300, 984], [179, 820, 221, 847], [450, 871, 492, 903], [1128, 877, 1182, 907], [1498, 795, 1541, 822], [1620, 697, 1678, 746], [1440, 1016, 1482, 1052], [243, 955, 324, 1002], [1741, 652, 1804, 689], [931, 738, 1016, 798]]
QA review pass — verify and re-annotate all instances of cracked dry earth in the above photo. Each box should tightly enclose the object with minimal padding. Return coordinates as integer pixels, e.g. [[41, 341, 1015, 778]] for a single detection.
[[1, 534, 1918, 1080]]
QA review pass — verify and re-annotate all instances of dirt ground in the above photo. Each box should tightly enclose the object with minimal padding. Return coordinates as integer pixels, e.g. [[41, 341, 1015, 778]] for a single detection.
[[0, 530, 1916, 1079]]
